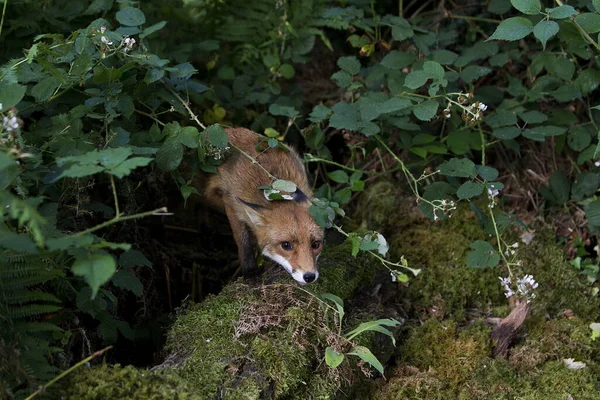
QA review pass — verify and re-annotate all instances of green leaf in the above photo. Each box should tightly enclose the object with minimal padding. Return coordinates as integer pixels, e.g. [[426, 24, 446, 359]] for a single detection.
[[348, 346, 385, 375], [412, 100, 439, 121], [325, 347, 344, 368], [116, 7, 146, 26], [179, 126, 201, 148], [46, 235, 94, 251], [423, 61, 445, 80], [108, 157, 152, 178], [331, 71, 352, 88], [112, 269, 143, 296], [438, 158, 477, 178], [156, 139, 183, 172], [533, 20, 559, 49], [278, 63, 295, 79], [548, 170, 570, 204], [487, 17, 534, 42], [268, 104, 300, 118], [72, 254, 117, 299], [31, 77, 61, 102], [207, 125, 229, 149], [329, 102, 360, 131], [457, 181, 485, 199], [522, 126, 566, 141], [574, 68, 600, 95], [477, 166, 500, 181], [404, 71, 432, 90], [510, 0, 541, 15], [380, 98, 412, 114], [460, 66, 492, 83], [547, 5, 576, 19], [594, 0, 600, 13], [119, 249, 152, 268], [308, 105, 331, 123], [140, 21, 167, 39], [431, 49, 458, 65], [337, 56, 361, 75], [60, 164, 106, 179], [272, 179, 297, 192], [380, 51, 415, 69], [467, 240, 500, 269], [575, 13, 600, 34], [492, 126, 521, 140], [0, 83, 26, 108], [327, 170, 349, 183], [568, 126, 592, 152], [519, 110, 547, 124], [585, 199, 600, 228], [345, 318, 400, 345], [321, 293, 345, 323], [486, 109, 518, 128]]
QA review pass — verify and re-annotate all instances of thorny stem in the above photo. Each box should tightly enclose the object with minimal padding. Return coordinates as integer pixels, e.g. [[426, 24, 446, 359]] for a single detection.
[[70, 207, 169, 238], [134, 109, 166, 126], [447, 14, 501, 24], [110, 174, 120, 217], [25, 346, 113, 400], [554, 0, 600, 52], [0, 0, 7, 38], [489, 205, 513, 279], [478, 123, 486, 166], [163, 80, 278, 181], [333, 225, 421, 276], [304, 154, 368, 173]]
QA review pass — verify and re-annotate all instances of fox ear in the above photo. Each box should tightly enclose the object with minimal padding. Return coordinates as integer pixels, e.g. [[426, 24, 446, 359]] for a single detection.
[[237, 197, 267, 226]]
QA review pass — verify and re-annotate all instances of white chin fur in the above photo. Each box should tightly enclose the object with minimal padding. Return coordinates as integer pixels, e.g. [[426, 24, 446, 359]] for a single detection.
[[262, 249, 318, 284]]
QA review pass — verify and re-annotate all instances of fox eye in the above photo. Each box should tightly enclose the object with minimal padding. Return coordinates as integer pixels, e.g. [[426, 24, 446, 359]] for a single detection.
[[311, 240, 321, 250], [281, 241, 293, 251]]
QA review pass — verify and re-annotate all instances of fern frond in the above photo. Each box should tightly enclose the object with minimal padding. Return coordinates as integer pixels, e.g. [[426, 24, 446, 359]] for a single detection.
[[8, 304, 62, 319], [5, 291, 61, 305], [13, 322, 63, 333]]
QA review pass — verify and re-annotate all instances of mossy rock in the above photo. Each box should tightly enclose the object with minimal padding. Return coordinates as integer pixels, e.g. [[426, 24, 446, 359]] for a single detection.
[[155, 241, 381, 399], [60, 364, 201, 400]]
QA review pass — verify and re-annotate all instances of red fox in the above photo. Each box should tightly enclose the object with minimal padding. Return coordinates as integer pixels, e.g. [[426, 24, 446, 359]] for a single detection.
[[201, 128, 324, 285]]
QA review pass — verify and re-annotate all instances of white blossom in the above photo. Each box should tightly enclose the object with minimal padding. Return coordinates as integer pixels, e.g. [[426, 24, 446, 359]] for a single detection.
[[0, 103, 3, 111], [100, 26, 106, 33], [3, 116, 19, 132], [478, 103, 488, 111], [100, 36, 113, 45], [499, 276, 513, 298], [487, 184, 500, 198], [376, 233, 389, 257], [123, 37, 136, 52], [390, 272, 397, 282], [595, 160, 600, 167]]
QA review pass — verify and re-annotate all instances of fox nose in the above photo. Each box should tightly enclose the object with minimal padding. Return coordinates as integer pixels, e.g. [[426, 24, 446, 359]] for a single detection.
[[303, 272, 316, 283]]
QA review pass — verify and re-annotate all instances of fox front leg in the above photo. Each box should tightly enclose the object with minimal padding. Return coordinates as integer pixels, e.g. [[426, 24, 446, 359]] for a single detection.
[[223, 203, 259, 278]]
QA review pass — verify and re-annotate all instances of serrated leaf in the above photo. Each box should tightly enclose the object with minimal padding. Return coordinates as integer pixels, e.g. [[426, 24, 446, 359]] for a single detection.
[[140, 21, 167, 38], [549, 170, 570, 204], [380, 51, 415, 69], [379, 98, 412, 114], [412, 100, 439, 121], [328, 170, 349, 183], [268, 104, 299, 118], [179, 126, 201, 148], [108, 157, 152, 178], [331, 70, 352, 88], [460, 65, 492, 83], [31, 77, 61, 102], [438, 158, 477, 178], [547, 5, 576, 19], [72, 254, 117, 299], [46, 235, 94, 251], [568, 126, 592, 152], [119, 249, 152, 268], [478, 166, 499, 181], [423, 61, 445, 80], [492, 126, 521, 140], [329, 102, 360, 131], [59, 164, 106, 179], [0, 83, 26, 108], [207, 125, 229, 148], [337, 56, 361, 75], [156, 139, 183, 171], [404, 70, 432, 90], [116, 7, 146, 26], [487, 17, 534, 42], [467, 240, 500, 269], [486, 109, 518, 128], [457, 181, 485, 199], [309, 105, 331, 123], [325, 347, 344, 368], [575, 13, 600, 34], [586, 200, 600, 230], [519, 110, 547, 124], [272, 179, 297, 192], [112, 269, 143, 296], [510, 0, 541, 15], [533, 20, 559, 49], [522, 125, 566, 141]]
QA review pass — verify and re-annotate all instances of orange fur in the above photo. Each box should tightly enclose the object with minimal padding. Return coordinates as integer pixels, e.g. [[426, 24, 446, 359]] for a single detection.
[[201, 128, 324, 284]]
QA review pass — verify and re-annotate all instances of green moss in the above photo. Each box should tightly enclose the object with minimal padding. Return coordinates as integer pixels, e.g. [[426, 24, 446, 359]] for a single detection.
[[389, 205, 505, 320], [60, 364, 201, 400], [158, 242, 380, 399], [399, 320, 491, 386]]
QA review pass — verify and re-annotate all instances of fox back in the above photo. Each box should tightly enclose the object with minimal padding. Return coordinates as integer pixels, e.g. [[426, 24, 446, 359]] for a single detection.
[[202, 128, 324, 285]]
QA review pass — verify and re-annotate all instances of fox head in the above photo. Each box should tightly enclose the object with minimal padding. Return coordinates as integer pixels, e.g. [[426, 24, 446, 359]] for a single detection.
[[238, 191, 324, 285]]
